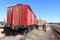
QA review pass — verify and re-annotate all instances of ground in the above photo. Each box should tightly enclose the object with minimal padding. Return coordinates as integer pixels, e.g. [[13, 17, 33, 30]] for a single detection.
[[0, 26, 58, 40], [23, 27, 58, 40]]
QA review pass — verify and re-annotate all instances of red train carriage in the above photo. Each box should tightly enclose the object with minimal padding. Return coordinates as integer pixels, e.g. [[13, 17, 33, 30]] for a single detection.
[[4, 4, 38, 35]]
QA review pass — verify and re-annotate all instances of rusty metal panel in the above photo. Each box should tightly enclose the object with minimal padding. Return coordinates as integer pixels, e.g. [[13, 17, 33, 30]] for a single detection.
[[7, 6, 13, 25], [27, 7, 32, 25], [12, 5, 20, 26], [21, 5, 27, 26]]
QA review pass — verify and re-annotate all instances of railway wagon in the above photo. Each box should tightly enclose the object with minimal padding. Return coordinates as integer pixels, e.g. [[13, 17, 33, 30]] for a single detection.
[[4, 4, 38, 35], [38, 19, 46, 31]]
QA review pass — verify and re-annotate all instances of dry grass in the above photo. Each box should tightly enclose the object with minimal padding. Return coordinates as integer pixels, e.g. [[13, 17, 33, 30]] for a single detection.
[[24, 28, 45, 40]]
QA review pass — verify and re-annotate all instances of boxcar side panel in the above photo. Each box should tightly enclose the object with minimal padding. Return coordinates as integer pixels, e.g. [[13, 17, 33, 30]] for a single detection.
[[21, 5, 27, 26], [27, 7, 32, 25], [7, 7, 13, 25], [12, 5, 20, 26], [32, 13, 35, 25], [34, 16, 37, 24]]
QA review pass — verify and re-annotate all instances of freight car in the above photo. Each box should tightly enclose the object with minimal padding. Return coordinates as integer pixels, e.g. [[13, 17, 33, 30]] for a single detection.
[[38, 19, 46, 31], [4, 4, 38, 35]]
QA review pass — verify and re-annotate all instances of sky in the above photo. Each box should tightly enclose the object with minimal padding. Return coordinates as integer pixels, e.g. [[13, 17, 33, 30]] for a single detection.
[[0, 0, 60, 23]]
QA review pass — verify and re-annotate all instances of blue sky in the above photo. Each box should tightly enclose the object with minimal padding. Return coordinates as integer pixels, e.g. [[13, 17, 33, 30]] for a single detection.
[[0, 0, 60, 22]]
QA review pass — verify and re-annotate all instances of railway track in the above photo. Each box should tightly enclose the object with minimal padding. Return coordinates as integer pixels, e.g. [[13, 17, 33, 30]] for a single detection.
[[51, 24, 60, 40]]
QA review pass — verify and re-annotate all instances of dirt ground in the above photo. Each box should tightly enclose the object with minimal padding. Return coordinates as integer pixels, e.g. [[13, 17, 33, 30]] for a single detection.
[[0, 26, 58, 40], [23, 27, 58, 40]]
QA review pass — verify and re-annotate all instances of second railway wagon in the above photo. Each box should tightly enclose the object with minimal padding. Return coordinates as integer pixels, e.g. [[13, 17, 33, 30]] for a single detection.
[[4, 4, 38, 35]]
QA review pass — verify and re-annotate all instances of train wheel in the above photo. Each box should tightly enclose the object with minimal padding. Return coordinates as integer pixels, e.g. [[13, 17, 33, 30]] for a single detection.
[[36, 26, 39, 29], [4, 27, 11, 36], [14, 31, 17, 36], [11, 30, 18, 36], [27, 27, 31, 32], [23, 30, 26, 35], [30, 26, 33, 30]]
